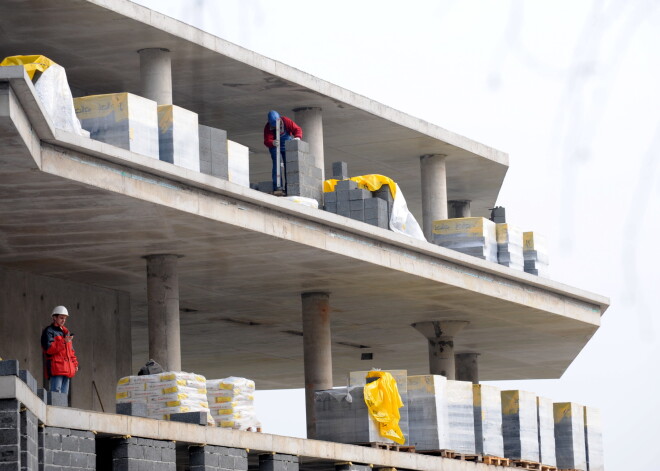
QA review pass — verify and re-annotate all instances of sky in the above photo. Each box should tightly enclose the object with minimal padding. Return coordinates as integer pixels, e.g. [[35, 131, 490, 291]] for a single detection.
[[133, 1, 660, 469]]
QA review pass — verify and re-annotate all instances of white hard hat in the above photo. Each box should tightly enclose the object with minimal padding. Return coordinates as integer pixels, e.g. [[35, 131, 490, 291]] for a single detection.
[[51, 306, 69, 316]]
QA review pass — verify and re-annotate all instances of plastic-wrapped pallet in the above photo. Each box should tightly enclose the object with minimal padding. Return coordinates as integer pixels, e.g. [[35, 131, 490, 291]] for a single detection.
[[523, 231, 549, 277], [446, 380, 476, 454], [432, 217, 498, 262], [496, 223, 524, 271], [227, 140, 250, 188], [157, 104, 200, 171], [348, 370, 409, 445], [501, 390, 540, 462], [406, 375, 450, 451], [584, 406, 604, 471], [554, 402, 587, 471], [206, 377, 259, 430], [314, 387, 370, 444], [536, 396, 556, 467], [74, 92, 159, 159], [473, 384, 504, 457]]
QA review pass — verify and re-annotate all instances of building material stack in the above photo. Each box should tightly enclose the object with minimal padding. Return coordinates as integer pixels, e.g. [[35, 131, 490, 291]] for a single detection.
[[206, 377, 259, 430], [198, 125, 228, 178], [584, 406, 605, 471], [227, 140, 250, 188], [523, 231, 549, 277], [284, 139, 323, 203], [536, 396, 557, 468], [406, 375, 450, 451], [554, 402, 587, 471], [446, 380, 477, 454], [74, 92, 159, 158], [314, 386, 373, 444], [432, 217, 498, 262], [501, 390, 540, 463], [496, 223, 524, 270], [157, 104, 200, 171], [472, 384, 504, 457], [324, 180, 389, 229]]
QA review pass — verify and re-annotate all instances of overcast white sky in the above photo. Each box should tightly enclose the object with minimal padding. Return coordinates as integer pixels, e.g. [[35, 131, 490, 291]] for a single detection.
[[134, 1, 660, 469]]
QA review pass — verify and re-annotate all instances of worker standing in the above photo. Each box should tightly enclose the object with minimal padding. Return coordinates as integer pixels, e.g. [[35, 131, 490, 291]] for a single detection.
[[41, 306, 78, 394], [263, 110, 302, 195]]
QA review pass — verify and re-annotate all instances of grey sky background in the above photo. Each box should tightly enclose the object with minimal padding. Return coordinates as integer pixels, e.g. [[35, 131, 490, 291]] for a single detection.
[[133, 1, 660, 469]]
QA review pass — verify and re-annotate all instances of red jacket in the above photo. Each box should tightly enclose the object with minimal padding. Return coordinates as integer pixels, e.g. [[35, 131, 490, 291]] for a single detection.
[[41, 323, 78, 378], [263, 116, 302, 148]]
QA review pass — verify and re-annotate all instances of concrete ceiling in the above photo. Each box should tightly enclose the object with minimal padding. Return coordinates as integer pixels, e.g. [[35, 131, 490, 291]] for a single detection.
[[0, 0, 508, 223]]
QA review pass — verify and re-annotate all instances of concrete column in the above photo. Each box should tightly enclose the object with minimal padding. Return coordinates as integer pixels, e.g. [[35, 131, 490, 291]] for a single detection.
[[301, 292, 332, 439], [138, 48, 172, 105], [448, 200, 471, 218], [293, 107, 325, 180], [146, 254, 181, 371], [411, 320, 469, 379], [420, 154, 448, 241], [455, 352, 480, 384]]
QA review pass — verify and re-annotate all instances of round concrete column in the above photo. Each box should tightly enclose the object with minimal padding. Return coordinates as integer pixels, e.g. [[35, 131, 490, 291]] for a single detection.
[[139, 48, 172, 105], [293, 107, 325, 180], [301, 292, 332, 439], [455, 352, 480, 384], [420, 154, 448, 241], [146, 254, 181, 371], [412, 320, 469, 379], [448, 200, 472, 218]]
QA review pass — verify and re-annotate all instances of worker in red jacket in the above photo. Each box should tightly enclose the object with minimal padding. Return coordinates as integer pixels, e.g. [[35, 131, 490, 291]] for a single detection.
[[41, 305, 78, 394], [263, 110, 302, 194]]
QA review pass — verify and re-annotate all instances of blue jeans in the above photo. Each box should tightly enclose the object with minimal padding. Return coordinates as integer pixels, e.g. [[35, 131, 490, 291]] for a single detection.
[[49, 376, 70, 394]]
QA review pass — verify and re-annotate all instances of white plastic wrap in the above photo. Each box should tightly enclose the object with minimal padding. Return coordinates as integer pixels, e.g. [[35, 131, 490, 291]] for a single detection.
[[227, 139, 250, 187], [501, 390, 540, 462], [432, 217, 498, 262], [389, 183, 425, 241], [206, 376, 259, 430], [407, 375, 450, 451], [523, 231, 550, 277], [496, 223, 524, 271], [314, 386, 371, 444], [584, 406, 604, 471], [446, 380, 476, 454], [282, 196, 319, 209], [537, 396, 557, 466], [473, 384, 504, 457], [157, 104, 200, 171], [554, 402, 587, 470]]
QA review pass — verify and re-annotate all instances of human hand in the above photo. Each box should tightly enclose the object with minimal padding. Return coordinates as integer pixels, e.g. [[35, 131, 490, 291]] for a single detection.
[[293, 137, 300, 141], [65, 334, 73, 343], [273, 139, 279, 148]]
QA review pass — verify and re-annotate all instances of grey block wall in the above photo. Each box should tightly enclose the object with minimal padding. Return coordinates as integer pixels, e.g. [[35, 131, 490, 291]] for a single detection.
[[20, 409, 38, 471], [199, 125, 229, 179], [40, 426, 96, 471], [284, 139, 323, 203], [189, 445, 248, 471], [0, 399, 21, 471], [111, 437, 175, 471], [258, 453, 299, 471]]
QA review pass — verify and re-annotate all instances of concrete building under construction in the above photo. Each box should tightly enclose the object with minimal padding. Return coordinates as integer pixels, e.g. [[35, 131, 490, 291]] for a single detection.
[[0, 1, 608, 470]]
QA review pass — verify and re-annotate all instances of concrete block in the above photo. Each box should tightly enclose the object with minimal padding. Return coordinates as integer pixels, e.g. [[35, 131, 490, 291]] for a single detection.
[[18, 370, 37, 394], [332, 161, 348, 180], [502, 390, 539, 462], [199, 125, 229, 180], [52, 450, 71, 466], [554, 402, 587, 471], [584, 406, 604, 471], [336, 190, 351, 202], [0, 400, 19, 412], [70, 451, 89, 468], [47, 392, 68, 407], [285, 139, 309, 153], [157, 104, 200, 171], [286, 173, 300, 184], [0, 411, 18, 429], [0, 360, 19, 376], [349, 189, 371, 201], [324, 191, 337, 203], [36, 388, 47, 403], [287, 184, 301, 196], [472, 384, 504, 457], [0, 444, 19, 463], [61, 434, 79, 452], [349, 199, 364, 211], [311, 166, 323, 179], [350, 210, 364, 221], [227, 140, 250, 188], [116, 402, 148, 418], [324, 202, 337, 213], [170, 411, 208, 426], [337, 200, 351, 212], [335, 180, 358, 191]]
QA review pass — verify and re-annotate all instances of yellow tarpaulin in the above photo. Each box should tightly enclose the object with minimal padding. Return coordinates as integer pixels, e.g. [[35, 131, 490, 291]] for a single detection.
[[0, 55, 55, 80], [324, 174, 397, 200], [363, 370, 405, 444]]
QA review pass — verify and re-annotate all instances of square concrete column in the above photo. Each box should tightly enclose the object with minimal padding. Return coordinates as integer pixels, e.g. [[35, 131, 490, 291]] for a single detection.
[[293, 107, 325, 182], [189, 445, 248, 471], [139, 48, 172, 105], [259, 453, 299, 471], [146, 254, 182, 371], [420, 154, 448, 241], [411, 320, 468, 379], [301, 292, 332, 439], [112, 437, 176, 471]]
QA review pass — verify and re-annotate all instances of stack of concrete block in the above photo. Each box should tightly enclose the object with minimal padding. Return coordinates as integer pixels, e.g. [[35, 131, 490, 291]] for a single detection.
[[324, 180, 389, 229], [373, 185, 394, 222], [348, 370, 409, 445], [189, 445, 249, 471], [74, 92, 159, 158], [496, 223, 524, 270], [536, 396, 557, 467], [432, 217, 498, 262], [20, 406, 39, 470], [446, 380, 477, 454], [227, 140, 250, 188], [501, 390, 540, 462], [284, 139, 323, 202], [259, 453, 299, 471], [199, 125, 229, 178], [406, 375, 450, 451], [314, 386, 373, 444], [112, 437, 176, 471], [472, 384, 504, 457], [157, 104, 200, 171], [584, 406, 604, 471], [523, 231, 549, 277], [554, 402, 587, 471], [40, 426, 96, 471]]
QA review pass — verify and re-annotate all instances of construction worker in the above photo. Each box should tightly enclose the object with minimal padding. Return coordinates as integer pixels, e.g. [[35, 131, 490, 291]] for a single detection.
[[41, 306, 78, 394], [263, 110, 302, 195]]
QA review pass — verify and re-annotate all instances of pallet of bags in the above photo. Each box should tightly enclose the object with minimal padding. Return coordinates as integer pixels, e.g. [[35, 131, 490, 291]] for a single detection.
[[206, 377, 260, 430]]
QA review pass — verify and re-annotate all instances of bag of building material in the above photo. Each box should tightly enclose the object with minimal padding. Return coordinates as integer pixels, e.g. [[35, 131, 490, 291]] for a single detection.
[[206, 377, 260, 430], [0, 55, 88, 136]]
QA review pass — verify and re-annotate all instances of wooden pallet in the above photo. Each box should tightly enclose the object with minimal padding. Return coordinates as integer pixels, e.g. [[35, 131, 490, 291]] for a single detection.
[[420, 450, 482, 462], [511, 459, 543, 470], [483, 455, 512, 466], [541, 466, 558, 471], [358, 442, 416, 453]]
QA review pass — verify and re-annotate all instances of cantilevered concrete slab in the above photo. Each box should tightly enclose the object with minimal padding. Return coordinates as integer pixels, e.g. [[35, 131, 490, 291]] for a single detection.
[[0, 0, 508, 222], [0, 70, 608, 388]]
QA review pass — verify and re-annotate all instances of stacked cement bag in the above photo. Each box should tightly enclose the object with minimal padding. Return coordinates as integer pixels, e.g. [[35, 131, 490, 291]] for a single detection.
[[523, 232, 549, 277], [206, 377, 259, 430], [496, 223, 524, 271], [116, 371, 213, 425], [432, 218, 498, 262]]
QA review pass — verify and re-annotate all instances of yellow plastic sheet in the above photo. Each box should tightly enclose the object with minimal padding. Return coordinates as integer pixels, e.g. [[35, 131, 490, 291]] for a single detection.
[[363, 371, 405, 444], [0, 55, 55, 80], [324, 174, 397, 199]]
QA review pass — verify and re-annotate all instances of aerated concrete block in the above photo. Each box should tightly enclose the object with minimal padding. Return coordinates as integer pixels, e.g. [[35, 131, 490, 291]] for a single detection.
[[332, 161, 348, 180], [199, 124, 229, 179], [0, 359, 19, 376], [157, 104, 200, 171], [473, 384, 504, 457], [259, 453, 299, 471], [447, 380, 476, 454], [537, 396, 556, 466], [18, 369, 37, 394], [501, 390, 539, 462], [116, 402, 148, 418], [584, 406, 604, 471], [47, 392, 68, 407], [336, 180, 358, 191], [170, 411, 208, 426], [554, 402, 587, 471], [407, 375, 450, 451]]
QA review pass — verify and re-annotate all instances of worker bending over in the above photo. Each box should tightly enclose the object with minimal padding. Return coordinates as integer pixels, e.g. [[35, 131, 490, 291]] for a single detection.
[[263, 110, 302, 195]]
